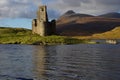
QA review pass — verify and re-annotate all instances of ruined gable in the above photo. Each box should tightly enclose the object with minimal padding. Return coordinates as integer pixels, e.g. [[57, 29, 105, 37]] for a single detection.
[[32, 5, 56, 36]]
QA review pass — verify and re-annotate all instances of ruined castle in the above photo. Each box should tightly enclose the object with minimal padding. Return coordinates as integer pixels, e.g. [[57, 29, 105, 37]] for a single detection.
[[32, 5, 56, 36]]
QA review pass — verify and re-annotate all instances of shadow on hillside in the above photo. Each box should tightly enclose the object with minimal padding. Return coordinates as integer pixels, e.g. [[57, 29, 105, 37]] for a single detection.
[[56, 21, 120, 36]]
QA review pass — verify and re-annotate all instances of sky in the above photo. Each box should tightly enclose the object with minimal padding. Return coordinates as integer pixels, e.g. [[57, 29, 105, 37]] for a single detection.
[[0, 0, 120, 29]]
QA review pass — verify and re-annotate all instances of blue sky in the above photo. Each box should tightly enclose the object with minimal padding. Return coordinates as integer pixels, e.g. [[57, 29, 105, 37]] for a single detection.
[[0, 18, 32, 29], [0, 0, 120, 29]]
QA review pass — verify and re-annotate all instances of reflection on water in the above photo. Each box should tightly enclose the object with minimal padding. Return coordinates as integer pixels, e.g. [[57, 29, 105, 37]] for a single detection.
[[33, 46, 47, 80], [0, 44, 120, 80]]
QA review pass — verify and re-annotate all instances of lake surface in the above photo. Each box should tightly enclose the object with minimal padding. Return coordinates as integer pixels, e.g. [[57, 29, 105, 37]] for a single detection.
[[0, 44, 120, 80]]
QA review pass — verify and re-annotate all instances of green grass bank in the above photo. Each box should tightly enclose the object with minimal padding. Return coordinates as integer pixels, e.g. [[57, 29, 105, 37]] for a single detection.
[[0, 27, 90, 45]]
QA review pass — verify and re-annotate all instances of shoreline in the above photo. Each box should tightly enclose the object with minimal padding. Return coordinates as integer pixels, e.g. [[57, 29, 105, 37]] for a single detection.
[[0, 27, 119, 45], [0, 39, 119, 45]]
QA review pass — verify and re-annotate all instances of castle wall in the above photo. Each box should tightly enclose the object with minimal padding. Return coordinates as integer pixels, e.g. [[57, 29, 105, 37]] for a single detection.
[[37, 6, 48, 22], [32, 19, 37, 34], [32, 5, 56, 36], [46, 20, 56, 35], [51, 20, 56, 34], [38, 21, 46, 36]]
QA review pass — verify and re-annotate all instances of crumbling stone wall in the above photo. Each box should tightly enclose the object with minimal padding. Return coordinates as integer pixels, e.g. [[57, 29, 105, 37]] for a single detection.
[[32, 5, 56, 36]]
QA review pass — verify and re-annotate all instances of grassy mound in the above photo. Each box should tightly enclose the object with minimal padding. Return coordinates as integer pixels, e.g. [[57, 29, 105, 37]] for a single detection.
[[92, 26, 120, 39], [72, 26, 120, 39], [0, 27, 88, 45]]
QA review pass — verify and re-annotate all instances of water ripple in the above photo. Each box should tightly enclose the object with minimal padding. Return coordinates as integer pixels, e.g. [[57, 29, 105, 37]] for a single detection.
[[0, 44, 120, 80]]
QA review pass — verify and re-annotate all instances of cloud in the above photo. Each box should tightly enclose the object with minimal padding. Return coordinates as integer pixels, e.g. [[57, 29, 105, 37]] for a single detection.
[[47, 9, 60, 19], [47, 0, 120, 15], [0, 0, 120, 19], [0, 0, 41, 19]]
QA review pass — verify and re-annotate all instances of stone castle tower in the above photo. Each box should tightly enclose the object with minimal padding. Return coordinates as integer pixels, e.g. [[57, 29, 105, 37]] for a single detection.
[[32, 5, 56, 36]]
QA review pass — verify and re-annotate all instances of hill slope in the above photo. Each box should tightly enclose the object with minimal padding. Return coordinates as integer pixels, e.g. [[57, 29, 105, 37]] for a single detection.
[[99, 12, 120, 18], [92, 26, 120, 39], [57, 11, 120, 36], [0, 27, 31, 35], [0, 27, 87, 44], [57, 10, 94, 25]]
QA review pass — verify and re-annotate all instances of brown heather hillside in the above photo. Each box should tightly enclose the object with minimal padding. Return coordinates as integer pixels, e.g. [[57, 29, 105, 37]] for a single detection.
[[56, 11, 120, 36], [72, 26, 120, 39], [91, 26, 120, 39]]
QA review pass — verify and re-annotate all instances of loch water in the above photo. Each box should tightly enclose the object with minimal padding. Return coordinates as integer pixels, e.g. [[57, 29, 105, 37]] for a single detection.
[[0, 44, 120, 80]]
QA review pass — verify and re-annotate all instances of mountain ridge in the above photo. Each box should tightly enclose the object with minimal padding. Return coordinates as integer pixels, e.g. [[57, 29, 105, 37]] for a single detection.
[[56, 10, 120, 36], [98, 12, 120, 18]]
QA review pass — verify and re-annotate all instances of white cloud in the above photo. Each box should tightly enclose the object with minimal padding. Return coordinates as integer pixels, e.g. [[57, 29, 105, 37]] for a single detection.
[[47, 0, 120, 15], [0, 0, 41, 18], [0, 0, 120, 19]]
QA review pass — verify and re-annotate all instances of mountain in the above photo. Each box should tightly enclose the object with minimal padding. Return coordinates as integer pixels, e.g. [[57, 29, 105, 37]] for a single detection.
[[99, 12, 120, 18], [57, 10, 94, 25], [59, 10, 93, 18], [56, 11, 120, 36], [62, 10, 75, 16]]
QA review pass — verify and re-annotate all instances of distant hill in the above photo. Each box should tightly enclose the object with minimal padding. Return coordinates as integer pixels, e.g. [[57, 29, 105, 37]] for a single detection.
[[99, 12, 120, 18], [0, 27, 31, 35], [56, 11, 120, 36], [92, 26, 120, 39], [57, 10, 94, 25], [60, 10, 94, 17], [62, 10, 75, 16]]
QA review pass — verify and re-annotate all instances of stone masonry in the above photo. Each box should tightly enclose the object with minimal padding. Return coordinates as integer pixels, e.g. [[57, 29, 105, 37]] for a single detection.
[[32, 5, 56, 36]]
